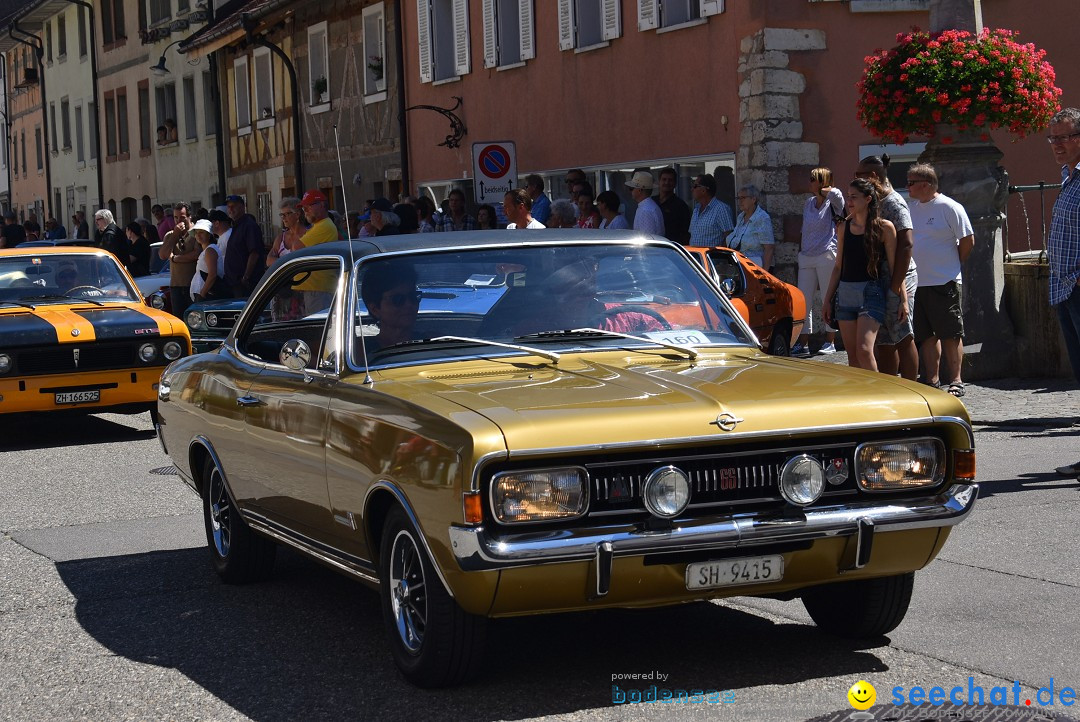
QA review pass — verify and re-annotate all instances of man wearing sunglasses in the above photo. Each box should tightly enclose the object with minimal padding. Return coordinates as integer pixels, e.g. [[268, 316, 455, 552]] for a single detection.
[[1046, 107, 1080, 477], [361, 262, 421, 351]]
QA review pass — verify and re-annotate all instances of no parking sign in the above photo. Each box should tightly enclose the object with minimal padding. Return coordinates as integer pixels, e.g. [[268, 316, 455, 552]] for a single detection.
[[472, 141, 518, 206]]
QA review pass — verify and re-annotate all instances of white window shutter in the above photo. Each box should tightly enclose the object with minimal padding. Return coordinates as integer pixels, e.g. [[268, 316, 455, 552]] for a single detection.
[[417, 0, 432, 83], [602, 0, 621, 41], [482, 0, 496, 68], [453, 0, 471, 76], [519, 0, 535, 60], [699, 0, 723, 17], [557, 0, 574, 51], [637, 0, 657, 31]]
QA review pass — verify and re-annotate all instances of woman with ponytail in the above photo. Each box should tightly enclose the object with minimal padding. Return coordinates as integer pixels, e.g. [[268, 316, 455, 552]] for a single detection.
[[823, 178, 898, 371]]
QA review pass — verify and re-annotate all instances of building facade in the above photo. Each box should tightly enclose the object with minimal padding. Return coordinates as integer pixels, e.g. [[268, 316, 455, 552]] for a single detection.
[[1, 24, 48, 224]]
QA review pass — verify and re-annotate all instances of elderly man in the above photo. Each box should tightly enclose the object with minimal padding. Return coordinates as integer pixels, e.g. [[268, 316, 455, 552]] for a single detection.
[[906, 163, 974, 398], [626, 171, 663, 236], [688, 173, 734, 247], [503, 189, 545, 229], [525, 174, 551, 225], [223, 193, 265, 297], [94, 209, 130, 264], [370, 198, 402, 236], [1046, 107, 1080, 477], [297, 189, 340, 247], [547, 199, 578, 229]]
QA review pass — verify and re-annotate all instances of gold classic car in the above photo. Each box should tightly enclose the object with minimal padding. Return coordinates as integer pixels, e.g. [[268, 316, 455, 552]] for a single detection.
[[155, 231, 976, 687], [0, 246, 191, 416]]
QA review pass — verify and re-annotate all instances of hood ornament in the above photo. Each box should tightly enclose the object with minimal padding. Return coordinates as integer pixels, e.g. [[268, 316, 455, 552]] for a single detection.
[[710, 412, 744, 432], [71, 328, 80, 337]]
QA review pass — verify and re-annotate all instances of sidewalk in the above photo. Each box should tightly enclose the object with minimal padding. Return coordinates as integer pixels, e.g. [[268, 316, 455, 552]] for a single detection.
[[804, 348, 1080, 427]]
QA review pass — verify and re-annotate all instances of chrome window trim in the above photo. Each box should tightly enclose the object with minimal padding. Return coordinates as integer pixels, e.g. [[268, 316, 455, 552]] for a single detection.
[[853, 436, 948, 493]]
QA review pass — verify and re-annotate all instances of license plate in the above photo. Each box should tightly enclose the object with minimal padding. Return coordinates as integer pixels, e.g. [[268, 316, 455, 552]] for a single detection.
[[55, 390, 100, 405], [686, 555, 785, 590]]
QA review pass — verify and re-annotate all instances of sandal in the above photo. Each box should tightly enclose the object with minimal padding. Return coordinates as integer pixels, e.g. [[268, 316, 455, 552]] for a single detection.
[[945, 382, 965, 398]]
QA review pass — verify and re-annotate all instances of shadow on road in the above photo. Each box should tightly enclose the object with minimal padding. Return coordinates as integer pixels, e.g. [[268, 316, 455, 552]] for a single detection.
[[55, 546, 895, 721], [0, 412, 154, 451], [975, 473, 1080, 500]]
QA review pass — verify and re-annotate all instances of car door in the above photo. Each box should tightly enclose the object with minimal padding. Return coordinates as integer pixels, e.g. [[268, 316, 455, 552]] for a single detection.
[[228, 256, 344, 541]]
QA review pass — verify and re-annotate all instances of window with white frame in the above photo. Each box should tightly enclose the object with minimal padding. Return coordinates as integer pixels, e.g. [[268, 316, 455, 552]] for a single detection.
[[155, 82, 177, 142], [234, 56, 251, 133], [416, 0, 470, 83], [558, 0, 620, 51], [363, 4, 387, 95], [149, 0, 170, 25], [61, 98, 71, 150], [58, 14, 67, 58], [482, 0, 534, 68], [307, 22, 329, 105], [637, 0, 721, 32], [253, 48, 274, 126]]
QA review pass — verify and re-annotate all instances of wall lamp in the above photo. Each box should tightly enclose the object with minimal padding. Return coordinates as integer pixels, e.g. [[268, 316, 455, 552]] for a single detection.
[[150, 39, 183, 75]]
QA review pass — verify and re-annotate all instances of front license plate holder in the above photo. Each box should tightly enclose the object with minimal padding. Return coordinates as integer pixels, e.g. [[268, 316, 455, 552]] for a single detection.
[[55, 390, 100, 405], [685, 555, 785, 590]]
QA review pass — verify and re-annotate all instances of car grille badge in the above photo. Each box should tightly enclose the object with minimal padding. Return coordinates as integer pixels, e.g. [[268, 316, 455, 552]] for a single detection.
[[710, 412, 744, 432], [70, 328, 80, 337], [609, 476, 630, 499], [826, 458, 849, 486]]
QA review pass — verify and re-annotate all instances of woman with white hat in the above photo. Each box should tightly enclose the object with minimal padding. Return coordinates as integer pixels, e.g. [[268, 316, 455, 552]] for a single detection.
[[189, 219, 228, 302]]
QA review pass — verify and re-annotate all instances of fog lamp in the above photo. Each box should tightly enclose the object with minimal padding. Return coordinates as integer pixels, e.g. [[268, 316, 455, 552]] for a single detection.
[[779, 455, 825, 506], [491, 467, 588, 524], [642, 466, 691, 519]]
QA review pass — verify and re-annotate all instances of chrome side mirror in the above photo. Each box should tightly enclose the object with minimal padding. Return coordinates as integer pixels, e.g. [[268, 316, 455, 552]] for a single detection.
[[280, 339, 311, 370], [720, 278, 736, 296]]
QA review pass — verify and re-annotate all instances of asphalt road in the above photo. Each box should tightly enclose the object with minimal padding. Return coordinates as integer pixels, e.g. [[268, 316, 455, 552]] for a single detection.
[[1, 406, 1078, 722]]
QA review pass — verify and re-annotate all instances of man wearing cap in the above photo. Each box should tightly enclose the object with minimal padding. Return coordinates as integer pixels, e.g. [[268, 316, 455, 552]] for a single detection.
[[297, 189, 340, 247], [626, 171, 664, 236], [1, 211, 26, 248], [224, 194, 265, 298], [369, 198, 402, 236]]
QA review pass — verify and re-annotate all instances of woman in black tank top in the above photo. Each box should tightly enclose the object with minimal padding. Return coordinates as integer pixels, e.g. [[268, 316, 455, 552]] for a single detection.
[[822, 178, 897, 372]]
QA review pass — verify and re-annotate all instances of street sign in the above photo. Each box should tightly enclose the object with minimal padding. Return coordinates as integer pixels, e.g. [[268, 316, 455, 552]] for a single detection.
[[472, 141, 518, 207]]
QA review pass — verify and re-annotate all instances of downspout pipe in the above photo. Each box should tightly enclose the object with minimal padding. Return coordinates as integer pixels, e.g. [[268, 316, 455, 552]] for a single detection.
[[61, 0, 103, 210], [10, 22, 52, 221], [1, 57, 11, 214], [394, 0, 409, 195], [205, 3, 226, 205], [241, 13, 302, 193]]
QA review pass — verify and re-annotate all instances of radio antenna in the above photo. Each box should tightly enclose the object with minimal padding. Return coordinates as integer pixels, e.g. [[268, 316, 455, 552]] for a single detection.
[[333, 124, 372, 385]]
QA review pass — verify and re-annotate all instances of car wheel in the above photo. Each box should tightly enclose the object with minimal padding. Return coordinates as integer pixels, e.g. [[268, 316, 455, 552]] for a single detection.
[[380, 507, 485, 687], [201, 455, 276, 584], [801, 572, 914, 638], [767, 320, 792, 356]]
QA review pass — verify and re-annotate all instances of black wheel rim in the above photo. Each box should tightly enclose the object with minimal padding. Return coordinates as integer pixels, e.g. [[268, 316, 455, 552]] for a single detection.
[[389, 529, 427, 654], [208, 466, 231, 558]]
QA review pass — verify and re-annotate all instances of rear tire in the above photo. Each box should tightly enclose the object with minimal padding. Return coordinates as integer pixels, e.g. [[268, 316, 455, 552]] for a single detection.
[[767, 320, 792, 356], [201, 455, 276, 584], [380, 507, 485, 687], [802, 572, 914, 638]]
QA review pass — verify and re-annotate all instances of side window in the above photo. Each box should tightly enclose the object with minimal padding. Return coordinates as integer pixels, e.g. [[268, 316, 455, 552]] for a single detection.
[[235, 261, 342, 369]]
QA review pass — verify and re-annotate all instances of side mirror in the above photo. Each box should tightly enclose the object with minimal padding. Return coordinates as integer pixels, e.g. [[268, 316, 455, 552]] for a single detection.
[[280, 339, 311, 370], [720, 278, 736, 296]]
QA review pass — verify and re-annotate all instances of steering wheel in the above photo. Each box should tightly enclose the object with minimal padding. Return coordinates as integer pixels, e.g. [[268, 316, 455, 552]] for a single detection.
[[66, 285, 105, 297], [596, 304, 672, 331]]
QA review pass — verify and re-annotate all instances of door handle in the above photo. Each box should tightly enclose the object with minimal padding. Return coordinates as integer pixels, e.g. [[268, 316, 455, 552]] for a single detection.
[[236, 395, 264, 408]]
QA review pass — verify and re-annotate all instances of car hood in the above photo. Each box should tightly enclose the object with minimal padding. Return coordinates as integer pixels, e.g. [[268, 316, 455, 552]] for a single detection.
[[373, 351, 954, 451], [0, 302, 187, 345]]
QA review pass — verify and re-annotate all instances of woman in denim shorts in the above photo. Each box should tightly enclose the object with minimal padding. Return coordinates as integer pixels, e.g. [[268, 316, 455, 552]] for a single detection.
[[823, 178, 898, 371]]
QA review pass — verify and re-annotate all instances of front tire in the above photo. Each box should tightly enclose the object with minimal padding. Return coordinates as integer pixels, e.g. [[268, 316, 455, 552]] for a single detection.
[[201, 455, 276, 583], [767, 320, 792, 356], [380, 507, 485, 687], [802, 572, 914, 638]]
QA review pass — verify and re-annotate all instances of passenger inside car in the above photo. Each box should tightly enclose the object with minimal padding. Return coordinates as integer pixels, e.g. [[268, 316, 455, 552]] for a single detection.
[[361, 261, 421, 351]]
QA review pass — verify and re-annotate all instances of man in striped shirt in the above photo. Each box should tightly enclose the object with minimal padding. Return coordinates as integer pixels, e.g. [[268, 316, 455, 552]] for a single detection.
[[688, 173, 734, 247]]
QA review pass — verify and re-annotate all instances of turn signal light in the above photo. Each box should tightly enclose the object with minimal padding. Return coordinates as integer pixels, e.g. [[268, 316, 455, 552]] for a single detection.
[[463, 492, 483, 524], [954, 449, 976, 481]]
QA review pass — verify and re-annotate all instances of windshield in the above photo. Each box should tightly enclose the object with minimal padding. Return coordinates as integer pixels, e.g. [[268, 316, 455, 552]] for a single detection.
[[352, 243, 753, 367], [0, 252, 141, 305]]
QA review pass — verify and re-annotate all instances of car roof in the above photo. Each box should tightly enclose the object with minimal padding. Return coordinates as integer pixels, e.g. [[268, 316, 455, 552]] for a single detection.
[[278, 229, 672, 266], [0, 245, 110, 256]]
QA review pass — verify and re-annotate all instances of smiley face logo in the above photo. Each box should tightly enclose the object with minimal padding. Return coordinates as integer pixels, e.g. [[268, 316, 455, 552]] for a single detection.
[[847, 680, 876, 710]]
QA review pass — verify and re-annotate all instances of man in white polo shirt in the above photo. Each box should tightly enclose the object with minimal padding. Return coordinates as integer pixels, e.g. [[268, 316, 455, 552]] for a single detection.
[[626, 171, 664, 236], [906, 163, 974, 397]]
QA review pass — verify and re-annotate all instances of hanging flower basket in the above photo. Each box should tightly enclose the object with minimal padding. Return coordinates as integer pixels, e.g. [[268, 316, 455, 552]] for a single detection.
[[856, 28, 1062, 145], [367, 55, 384, 81]]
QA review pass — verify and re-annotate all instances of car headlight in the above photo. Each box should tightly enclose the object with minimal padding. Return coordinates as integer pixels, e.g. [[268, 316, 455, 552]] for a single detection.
[[206, 312, 218, 327], [491, 467, 588, 524], [138, 343, 158, 362], [0, 353, 11, 374], [642, 466, 691, 518], [162, 340, 183, 360], [856, 438, 946, 491], [779, 455, 825, 506], [150, 292, 165, 309], [186, 310, 204, 330]]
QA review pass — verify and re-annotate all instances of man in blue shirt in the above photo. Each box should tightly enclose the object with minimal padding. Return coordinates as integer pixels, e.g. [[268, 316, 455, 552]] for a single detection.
[[525, 174, 550, 225], [1048, 107, 1080, 477]]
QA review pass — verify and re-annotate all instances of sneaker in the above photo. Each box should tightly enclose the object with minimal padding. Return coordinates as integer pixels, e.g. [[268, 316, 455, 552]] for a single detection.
[[818, 342, 837, 355], [791, 342, 809, 356], [1055, 461, 1080, 477]]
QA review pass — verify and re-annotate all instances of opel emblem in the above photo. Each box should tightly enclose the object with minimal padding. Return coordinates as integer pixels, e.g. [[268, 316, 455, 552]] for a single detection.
[[70, 328, 80, 337], [710, 412, 744, 432]]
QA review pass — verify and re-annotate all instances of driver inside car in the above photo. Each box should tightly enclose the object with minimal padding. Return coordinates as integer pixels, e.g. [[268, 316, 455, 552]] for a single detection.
[[55, 263, 81, 293], [360, 261, 421, 352], [511, 258, 668, 337]]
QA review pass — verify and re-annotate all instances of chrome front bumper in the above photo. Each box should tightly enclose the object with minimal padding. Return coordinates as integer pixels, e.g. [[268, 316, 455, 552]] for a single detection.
[[449, 483, 977, 573]]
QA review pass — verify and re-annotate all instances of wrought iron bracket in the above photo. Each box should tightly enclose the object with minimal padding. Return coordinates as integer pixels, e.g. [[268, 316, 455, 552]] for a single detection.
[[402, 96, 466, 149]]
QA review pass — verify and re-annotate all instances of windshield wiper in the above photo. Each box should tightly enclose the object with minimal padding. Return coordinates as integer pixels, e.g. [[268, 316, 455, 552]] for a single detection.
[[417, 335, 561, 363], [18, 294, 105, 306], [0, 300, 37, 310], [517, 328, 699, 360]]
